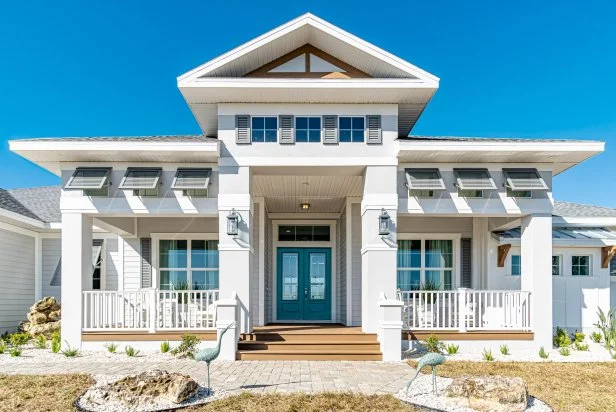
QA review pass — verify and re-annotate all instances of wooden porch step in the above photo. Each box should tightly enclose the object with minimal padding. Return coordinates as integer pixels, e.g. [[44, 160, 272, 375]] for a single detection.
[[236, 349, 383, 361], [238, 340, 380, 351]]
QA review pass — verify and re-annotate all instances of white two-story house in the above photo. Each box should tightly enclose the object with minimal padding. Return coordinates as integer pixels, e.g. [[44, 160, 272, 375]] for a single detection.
[[9, 13, 609, 361]]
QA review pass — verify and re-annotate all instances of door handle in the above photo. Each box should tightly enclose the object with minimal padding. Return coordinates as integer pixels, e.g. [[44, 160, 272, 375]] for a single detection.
[[304, 288, 308, 299]]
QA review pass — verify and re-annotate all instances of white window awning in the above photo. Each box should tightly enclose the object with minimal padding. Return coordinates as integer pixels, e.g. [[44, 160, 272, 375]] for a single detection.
[[503, 168, 548, 191], [405, 168, 445, 190], [171, 168, 211, 190], [119, 168, 162, 190], [65, 168, 111, 190], [454, 168, 496, 190]]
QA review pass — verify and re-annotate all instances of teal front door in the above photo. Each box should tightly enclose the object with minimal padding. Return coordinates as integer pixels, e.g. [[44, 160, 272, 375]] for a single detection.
[[277, 248, 332, 321]]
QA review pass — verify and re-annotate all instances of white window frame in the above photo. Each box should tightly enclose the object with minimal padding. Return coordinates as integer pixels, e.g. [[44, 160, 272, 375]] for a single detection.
[[405, 168, 446, 191], [454, 168, 496, 190], [506, 187, 533, 198], [338, 116, 365, 143], [294, 116, 322, 143], [151, 233, 219, 290], [552, 255, 563, 276], [397, 233, 461, 290], [571, 254, 592, 276], [251, 116, 278, 143], [510, 254, 521, 276], [457, 188, 483, 199], [503, 168, 548, 191]]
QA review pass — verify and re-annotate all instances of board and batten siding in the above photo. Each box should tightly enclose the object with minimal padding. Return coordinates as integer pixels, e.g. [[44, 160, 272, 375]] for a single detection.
[[351, 203, 362, 326], [42, 238, 61, 299], [0, 228, 35, 334], [104, 237, 121, 291], [250, 202, 261, 327], [338, 206, 347, 324]]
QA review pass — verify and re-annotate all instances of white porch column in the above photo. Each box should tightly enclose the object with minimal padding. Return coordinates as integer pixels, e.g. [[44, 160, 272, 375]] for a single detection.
[[61, 213, 92, 348], [520, 213, 552, 348], [472, 217, 489, 289], [218, 165, 252, 334], [361, 165, 398, 333]]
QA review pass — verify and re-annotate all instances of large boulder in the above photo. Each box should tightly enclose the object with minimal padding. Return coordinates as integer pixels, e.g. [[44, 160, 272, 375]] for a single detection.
[[21, 297, 61, 338], [85, 370, 199, 406], [444, 375, 528, 412]]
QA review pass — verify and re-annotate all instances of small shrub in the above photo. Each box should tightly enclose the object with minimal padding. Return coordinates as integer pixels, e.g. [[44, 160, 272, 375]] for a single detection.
[[51, 331, 60, 342], [62, 341, 79, 357], [171, 333, 200, 359], [539, 346, 549, 359], [446, 343, 459, 355], [104, 342, 118, 353], [51, 339, 61, 353], [571, 331, 585, 343], [500, 344, 510, 355], [553, 326, 571, 348], [9, 332, 30, 347], [34, 335, 47, 349], [160, 341, 171, 354], [482, 348, 494, 361], [9, 347, 22, 357], [423, 334, 445, 354], [574, 341, 589, 351], [0, 341, 5, 354], [559, 347, 571, 356], [590, 331, 602, 343], [125, 345, 140, 357]]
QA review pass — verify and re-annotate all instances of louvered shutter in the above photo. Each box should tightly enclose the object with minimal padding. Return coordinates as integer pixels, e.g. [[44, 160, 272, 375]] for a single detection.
[[322, 115, 338, 144], [279, 115, 294, 144], [366, 115, 382, 144], [140, 238, 152, 288], [235, 115, 251, 144], [461, 238, 472, 288]]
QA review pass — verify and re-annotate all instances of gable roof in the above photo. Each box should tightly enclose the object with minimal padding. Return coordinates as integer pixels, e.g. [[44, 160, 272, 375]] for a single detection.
[[0, 189, 42, 221], [178, 13, 439, 82], [7, 186, 61, 223]]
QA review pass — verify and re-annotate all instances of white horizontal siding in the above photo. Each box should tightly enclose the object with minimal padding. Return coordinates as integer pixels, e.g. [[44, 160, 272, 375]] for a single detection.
[[42, 238, 61, 299], [123, 238, 141, 291], [105, 237, 120, 291], [0, 228, 35, 334]]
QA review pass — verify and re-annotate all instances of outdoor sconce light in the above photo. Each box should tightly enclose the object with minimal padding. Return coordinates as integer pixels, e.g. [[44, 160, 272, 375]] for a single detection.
[[378, 208, 390, 236], [226, 209, 239, 236]]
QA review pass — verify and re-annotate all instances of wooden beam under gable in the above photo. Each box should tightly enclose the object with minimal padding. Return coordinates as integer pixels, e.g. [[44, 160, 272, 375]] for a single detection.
[[601, 245, 616, 269], [497, 244, 512, 268], [244, 44, 371, 78]]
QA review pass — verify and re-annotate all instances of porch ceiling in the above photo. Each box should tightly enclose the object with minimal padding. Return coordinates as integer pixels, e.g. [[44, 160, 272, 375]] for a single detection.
[[253, 175, 362, 213]]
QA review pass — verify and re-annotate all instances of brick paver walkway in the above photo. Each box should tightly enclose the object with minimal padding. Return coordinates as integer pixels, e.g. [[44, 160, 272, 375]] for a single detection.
[[0, 360, 415, 394]]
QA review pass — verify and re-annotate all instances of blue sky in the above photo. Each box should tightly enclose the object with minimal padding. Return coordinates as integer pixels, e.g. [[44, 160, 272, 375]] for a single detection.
[[1, 1, 615, 206]]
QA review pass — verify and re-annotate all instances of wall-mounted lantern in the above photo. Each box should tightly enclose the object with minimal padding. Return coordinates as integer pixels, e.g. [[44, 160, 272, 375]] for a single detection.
[[227, 209, 239, 236], [378, 208, 390, 236]]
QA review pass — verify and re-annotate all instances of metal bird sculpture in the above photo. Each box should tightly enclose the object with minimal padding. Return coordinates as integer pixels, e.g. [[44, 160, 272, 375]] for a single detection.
[[405, 352, 446, 395], [195, 322, 235, 395]]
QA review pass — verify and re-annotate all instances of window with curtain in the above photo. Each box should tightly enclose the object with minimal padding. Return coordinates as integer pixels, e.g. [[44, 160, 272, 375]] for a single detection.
[[159, 239, 219, 290], [397, 239, 454, 291]]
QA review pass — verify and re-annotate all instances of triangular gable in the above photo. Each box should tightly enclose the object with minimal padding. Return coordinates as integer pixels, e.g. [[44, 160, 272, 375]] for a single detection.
[[245, 44, 369, 79], [178, 13, 438, 84]]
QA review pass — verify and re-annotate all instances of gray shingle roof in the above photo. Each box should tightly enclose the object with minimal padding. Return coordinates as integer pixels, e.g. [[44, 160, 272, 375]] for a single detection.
[[13, 135, 217, 143], [553, 201, 616, 218], [0, 186, 61, 223], [398, 136, 600, 143]]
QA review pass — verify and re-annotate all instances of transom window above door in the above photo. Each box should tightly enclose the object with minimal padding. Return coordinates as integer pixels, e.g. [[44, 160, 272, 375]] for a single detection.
[[397, 239, 454, 291], [278, 225, 330, 242], [251, 117, 278, 142], [158, 239, 219, 290]]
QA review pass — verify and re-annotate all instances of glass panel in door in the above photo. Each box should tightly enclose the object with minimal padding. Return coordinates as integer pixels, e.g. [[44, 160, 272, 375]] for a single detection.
[[282, 253, 299, 300], [309, 253, 326, 299]]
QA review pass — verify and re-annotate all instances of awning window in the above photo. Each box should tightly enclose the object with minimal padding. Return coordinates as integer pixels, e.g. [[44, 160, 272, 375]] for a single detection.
[[65, 168, 111, 190], [405, 168, 445, 190], [454, 168, 496, 190], [503, 168, 547, 191], [171, 168, 211, 190], [119, 168, 162, 189]]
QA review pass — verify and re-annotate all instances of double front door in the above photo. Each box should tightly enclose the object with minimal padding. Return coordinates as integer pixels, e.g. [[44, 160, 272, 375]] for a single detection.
[[276, 248, 332, 321]]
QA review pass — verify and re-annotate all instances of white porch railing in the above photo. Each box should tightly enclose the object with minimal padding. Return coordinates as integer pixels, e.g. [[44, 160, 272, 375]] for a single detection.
[[397, 289, 531, 331], [82, 289, 219, 332]]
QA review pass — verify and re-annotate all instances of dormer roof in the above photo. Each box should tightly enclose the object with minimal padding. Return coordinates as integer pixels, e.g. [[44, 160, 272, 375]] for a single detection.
[[177, 13, 439, 137]]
